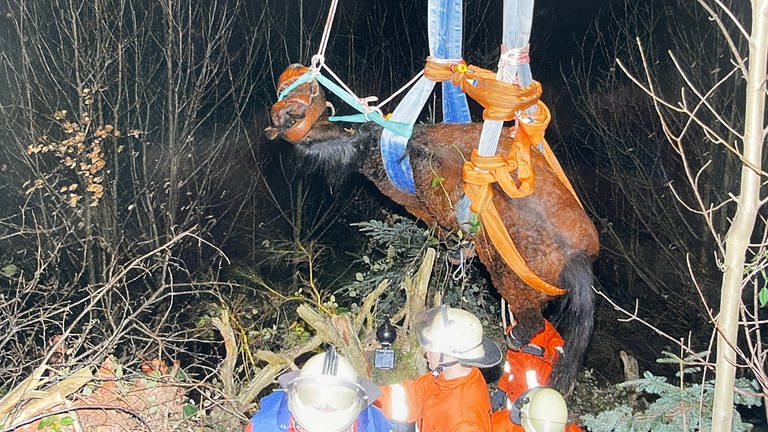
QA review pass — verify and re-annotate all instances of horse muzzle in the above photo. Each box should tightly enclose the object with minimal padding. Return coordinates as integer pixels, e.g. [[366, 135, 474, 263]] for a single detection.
[[265, 64, 326, 143]]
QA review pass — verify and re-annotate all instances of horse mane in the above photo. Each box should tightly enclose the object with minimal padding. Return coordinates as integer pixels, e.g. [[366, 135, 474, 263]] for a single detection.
[[290, 120, 379, 183]]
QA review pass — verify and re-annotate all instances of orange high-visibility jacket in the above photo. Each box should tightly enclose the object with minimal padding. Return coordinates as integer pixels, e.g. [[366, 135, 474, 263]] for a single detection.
[[375, 367, 493, 432], [491, 409, 583, 432], [498, 319, 564, 402]]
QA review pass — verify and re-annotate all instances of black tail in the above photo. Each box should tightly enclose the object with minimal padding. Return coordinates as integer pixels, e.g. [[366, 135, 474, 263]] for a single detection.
[[551, 252, 595, 394]]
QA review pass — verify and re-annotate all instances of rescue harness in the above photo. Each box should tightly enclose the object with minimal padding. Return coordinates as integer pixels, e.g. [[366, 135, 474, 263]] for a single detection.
[[277, 0, 584, 297]]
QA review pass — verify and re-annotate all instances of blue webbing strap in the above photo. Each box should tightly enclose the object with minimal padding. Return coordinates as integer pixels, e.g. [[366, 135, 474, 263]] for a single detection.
[[379, 0, 469, 195], [476, 0, 534, 156], [434, 0, 471, 124], [277, 70, 413, 138]]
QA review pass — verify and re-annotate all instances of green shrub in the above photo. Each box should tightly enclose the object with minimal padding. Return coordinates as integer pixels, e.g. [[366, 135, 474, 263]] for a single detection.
[[337, 217, 498, 325], [581, 352, 762, 432]]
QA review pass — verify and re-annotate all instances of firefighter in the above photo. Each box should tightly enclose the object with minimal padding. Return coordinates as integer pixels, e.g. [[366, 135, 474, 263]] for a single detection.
[[374, 305, 503, 431], [497, 316, 564, 405], [244, 346, 392, 432], [493, 387, 582, 432]]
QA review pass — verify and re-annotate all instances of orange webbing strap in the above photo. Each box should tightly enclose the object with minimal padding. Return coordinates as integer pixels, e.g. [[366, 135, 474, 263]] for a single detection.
[[425, 59, 579, 296], [518, 101, 583, 208], [463, 150, 566, 297], [424, 58, 541, 121], [465, 145, 534, 200]]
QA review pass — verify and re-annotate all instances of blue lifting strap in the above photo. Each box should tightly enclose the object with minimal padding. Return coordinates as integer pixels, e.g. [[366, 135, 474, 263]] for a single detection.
[[379, 0, 470, 195], [477, 0, 535, 157], [456, 0, 536, 232], [432, 0, 471, 124]]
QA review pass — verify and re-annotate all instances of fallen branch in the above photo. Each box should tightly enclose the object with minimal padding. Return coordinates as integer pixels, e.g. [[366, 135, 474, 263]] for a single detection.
[[1, 404, 152, 432], [0, 367, 93, 428]]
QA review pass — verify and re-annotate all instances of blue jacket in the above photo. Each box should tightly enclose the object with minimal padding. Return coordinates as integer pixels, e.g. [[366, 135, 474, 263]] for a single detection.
[[248, 390, 392, 432]]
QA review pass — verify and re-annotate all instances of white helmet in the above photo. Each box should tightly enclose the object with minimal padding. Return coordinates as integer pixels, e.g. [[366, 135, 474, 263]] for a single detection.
[[513, 387, 569, 432], [414, 305, 502, 367], [278, 347, 379, 432]]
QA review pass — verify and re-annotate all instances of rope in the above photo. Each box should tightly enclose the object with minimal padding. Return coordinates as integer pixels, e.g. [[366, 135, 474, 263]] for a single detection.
[[318, 62, 369, 111], [498, 44, 530, 83], [376, 70, 425, 110], [501, 298, 508, 332], [499, 44, 530, 66], [303, 0, 414, 138], [316, 0, 340, 60]]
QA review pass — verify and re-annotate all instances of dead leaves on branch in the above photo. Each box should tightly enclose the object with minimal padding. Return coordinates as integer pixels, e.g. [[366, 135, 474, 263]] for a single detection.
[[24, 88, 137, 209]]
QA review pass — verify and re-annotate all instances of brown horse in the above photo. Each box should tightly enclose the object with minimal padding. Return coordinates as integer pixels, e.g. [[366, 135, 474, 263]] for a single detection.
[[266, 65, 599, 392]]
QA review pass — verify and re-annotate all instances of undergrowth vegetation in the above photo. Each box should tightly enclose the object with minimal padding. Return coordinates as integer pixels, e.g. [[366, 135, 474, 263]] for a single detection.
[[338, 217, 498, 323], [580, 352, 761, 431]]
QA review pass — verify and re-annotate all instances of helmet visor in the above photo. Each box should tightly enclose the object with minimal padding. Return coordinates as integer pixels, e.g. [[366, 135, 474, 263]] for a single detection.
[[287, 377, 366, 432]]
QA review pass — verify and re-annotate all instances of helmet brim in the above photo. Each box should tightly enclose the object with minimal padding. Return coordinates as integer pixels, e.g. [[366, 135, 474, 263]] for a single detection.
[[459, 336, 503, 368], [414, 306, 503, 368]]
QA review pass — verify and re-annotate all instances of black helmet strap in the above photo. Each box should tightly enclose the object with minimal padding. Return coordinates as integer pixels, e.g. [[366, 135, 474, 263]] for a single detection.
[[433, 352, 459, 374]]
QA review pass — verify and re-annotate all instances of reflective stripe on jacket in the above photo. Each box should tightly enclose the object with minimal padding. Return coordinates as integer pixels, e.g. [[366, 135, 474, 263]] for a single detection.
[[498, 319, 564, 402], [375, 368, 493, 432]]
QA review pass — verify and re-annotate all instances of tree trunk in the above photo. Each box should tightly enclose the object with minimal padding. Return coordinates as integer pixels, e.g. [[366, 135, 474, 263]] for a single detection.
[[710, 2, 767, 429], [164, 0, 179, 235]]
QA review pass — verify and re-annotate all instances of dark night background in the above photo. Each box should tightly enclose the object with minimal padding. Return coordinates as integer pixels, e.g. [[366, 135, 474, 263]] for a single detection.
[[0, 0, 763, 429]]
